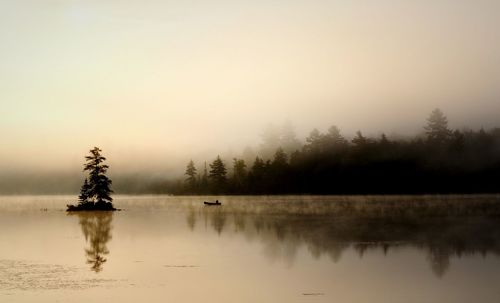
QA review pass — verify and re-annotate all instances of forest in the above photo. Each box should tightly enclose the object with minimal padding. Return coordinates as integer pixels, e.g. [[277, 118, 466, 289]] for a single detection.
[[169, 109, 500, 195]]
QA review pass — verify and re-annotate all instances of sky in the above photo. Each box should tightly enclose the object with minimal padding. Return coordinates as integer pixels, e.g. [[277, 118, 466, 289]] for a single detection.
[[1, 0, 500, 174]]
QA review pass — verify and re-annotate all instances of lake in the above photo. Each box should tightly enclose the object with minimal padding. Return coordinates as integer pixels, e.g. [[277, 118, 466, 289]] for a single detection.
[[1, 195, 500, 302]]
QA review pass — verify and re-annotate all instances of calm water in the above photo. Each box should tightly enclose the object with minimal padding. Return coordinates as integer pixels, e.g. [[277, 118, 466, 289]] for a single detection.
[[1, 195, 500, 302]]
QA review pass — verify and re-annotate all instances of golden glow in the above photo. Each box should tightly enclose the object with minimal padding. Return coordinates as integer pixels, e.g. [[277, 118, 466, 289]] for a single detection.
[[1, 0, 499, 170]]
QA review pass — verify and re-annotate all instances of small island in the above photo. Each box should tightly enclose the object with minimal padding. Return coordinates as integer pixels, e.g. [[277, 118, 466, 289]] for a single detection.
[[67, 147, 116, 211]]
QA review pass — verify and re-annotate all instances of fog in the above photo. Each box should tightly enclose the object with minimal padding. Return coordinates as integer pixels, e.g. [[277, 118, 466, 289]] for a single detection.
[[1, 0, 500, 192]]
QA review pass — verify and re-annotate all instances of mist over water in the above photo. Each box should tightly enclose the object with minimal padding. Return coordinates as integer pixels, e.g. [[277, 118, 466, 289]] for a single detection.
[[2, 1, 500, 302], [1, 195, 500, 303]]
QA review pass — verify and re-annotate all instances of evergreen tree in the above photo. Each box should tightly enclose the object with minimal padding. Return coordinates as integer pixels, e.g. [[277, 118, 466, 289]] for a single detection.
[[249, 157, 265, 177], [247, 157, 265, 193], [306, 128, 322, 145], [78, 178, 91, 206], [184, 160, 197, 189], [84, 147, 114, 208], [200, 161, 209, 192], [289, 150, 302, 167], [325, 125, 348, 148], [232, 159, 247, 182], [352, 131, 368, 147], [271, 148, 290, 192], [304, 128, 324, 153], [209, 156, 227, 192], [68, 147, 114, 211], [425, 108, 452, 143], [232, 158, 247, 191], [272, 147, 288, 167]]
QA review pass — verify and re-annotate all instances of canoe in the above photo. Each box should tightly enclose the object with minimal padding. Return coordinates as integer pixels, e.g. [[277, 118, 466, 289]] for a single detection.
[[204, 201, 221, 206]]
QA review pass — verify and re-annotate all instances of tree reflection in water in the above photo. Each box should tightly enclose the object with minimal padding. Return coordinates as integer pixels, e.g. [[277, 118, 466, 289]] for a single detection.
[[187, 205, 500, 277], [72, 212, 113, 273]]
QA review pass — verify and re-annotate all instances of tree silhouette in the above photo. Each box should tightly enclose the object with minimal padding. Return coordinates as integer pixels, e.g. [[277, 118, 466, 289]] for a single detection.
[[425, 108, 452, 143], [352, 131, 368, 147], [248, 157, 267, 193], [325, 125, 348, 151], [270, 148, 290, 193], [272, 147, 288, 168], [379, 133, 390, 146], [78, 179, 91, 207], [68, 147, 115, 211], [232, 158, 247, 191], [184, 160, 197, 190], [305, 129, 322, 148], [84, 147, 113, 207], [167, 108, 500, 195], [200, 162, 209, 193], [209, 156, 227, 193]]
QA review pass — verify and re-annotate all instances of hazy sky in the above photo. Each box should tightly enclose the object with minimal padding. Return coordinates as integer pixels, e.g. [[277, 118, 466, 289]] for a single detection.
[[1, 0, 500, 172]]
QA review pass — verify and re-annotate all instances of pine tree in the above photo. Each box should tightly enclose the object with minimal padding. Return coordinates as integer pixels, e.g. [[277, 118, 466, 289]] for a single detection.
[[352, 131, 368, 147], [200, 161, 209, 193], [304, 128, 324, 153], [306, 129, 322, 145], [250, 157, 266, 177], [209, 156, 227, 192], [425, 108, 452, 143], [83, 147, 114, 209], [325, 125, 348, 149], [185, 160, 197, 190], [272, 147, 288, 167], [247, 157, 267, 193], [68, 147, 115, 211], [78, 178, 91, 206], [232, 158, 247, 190]]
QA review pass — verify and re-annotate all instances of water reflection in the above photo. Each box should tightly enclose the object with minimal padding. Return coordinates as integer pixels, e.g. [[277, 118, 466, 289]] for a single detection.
[[210, 209, 226, 235], [71, 212, 113, 273], [188, 208, 500, 277]]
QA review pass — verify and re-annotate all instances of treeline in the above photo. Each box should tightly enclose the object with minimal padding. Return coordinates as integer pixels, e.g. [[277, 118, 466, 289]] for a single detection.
[[170, 109, 500, 194]]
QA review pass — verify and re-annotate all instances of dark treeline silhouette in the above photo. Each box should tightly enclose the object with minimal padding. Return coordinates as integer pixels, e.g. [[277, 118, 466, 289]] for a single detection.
[[170, 109, 500, 195]]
